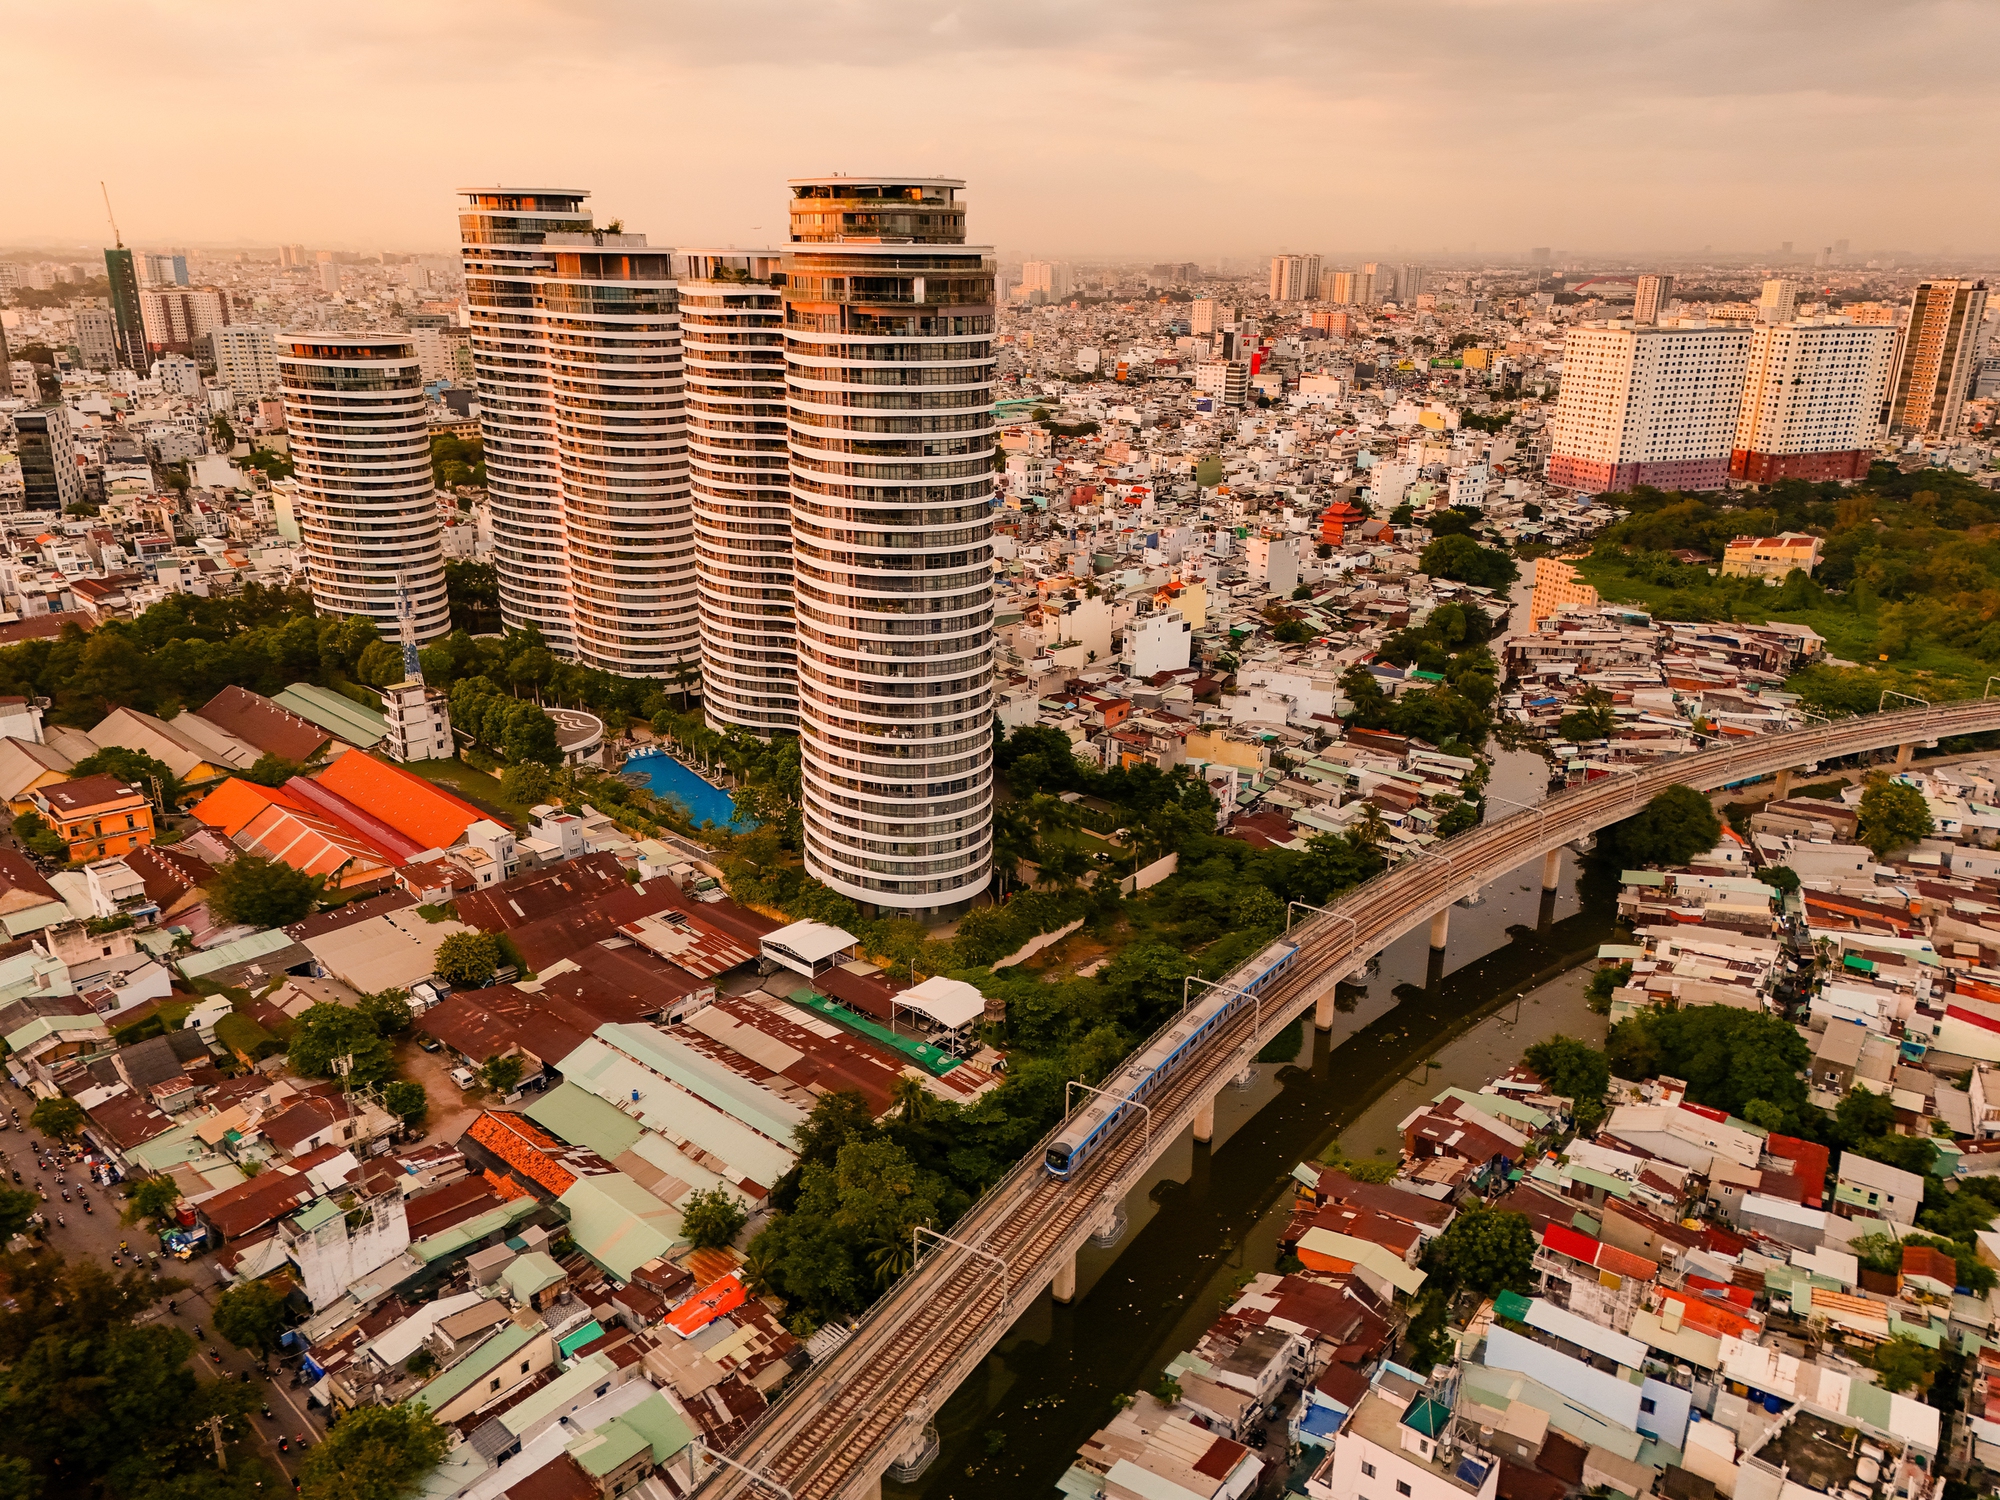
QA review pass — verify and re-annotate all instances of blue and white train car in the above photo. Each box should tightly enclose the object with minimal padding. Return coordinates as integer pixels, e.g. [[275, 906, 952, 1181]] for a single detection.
[[1045, 936, 1298, 1180]]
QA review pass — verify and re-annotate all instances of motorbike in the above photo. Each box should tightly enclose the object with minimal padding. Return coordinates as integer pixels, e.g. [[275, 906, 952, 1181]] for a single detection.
[[36, 1189, 44, 1202], [59, 1191, 67, 1203], [54, 1215, 63, 1228], [278, 1437, 289, 1454], [261, 1405, 271, 1420], [82, 1200, 92, 1214]]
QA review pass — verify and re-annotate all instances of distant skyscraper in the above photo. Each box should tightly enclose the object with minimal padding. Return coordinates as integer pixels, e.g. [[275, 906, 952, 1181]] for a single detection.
[[1019, 260, 1072, 300], [1547, 322, 1751, 492], [1395, 263, 1425, 303], [1731, 319, 1896, 482], [680, 248, 794, 735], [456, 189, 697, 676], [1632, 274, 1674, 326], [278, 334, 449, 643], [139, 286, 229, 356], [103, 247, 148, 375], [1530, 247, 1551, 268], [782, 176, 995, 914], [1887, 278, 1990, 439], [1758, 279, 1798, 324], [1268, 254, 1319, 303], [139, 252, 188, 287], [1190, 297, 1221, 335]]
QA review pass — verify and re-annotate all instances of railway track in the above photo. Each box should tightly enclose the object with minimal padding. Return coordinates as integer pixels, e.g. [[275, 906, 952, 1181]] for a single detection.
[[699, 700, 2000, 1499]]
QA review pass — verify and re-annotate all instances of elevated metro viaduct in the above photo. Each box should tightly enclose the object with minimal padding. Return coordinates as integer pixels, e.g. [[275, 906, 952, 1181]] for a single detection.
[[693, 700, 2000, 1500]]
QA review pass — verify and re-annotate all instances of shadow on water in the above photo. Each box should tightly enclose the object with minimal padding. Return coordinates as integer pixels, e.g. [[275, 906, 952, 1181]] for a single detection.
[[896, 846, 1623, 1499]]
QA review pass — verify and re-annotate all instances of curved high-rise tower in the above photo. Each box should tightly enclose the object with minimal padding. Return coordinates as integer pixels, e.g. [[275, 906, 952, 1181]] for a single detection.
[[781, 177, 997, 913], [458, 190, 697, 677], [277, 333, 449, 642], [680, 250, 795, 734]]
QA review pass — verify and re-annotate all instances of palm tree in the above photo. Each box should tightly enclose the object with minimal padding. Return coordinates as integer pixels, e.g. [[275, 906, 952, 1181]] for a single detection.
[[739, 1241, 778, 1298], [891, 1075, 936, 1127], [1354, 802, 1390, 851], [993, 804, 1039, 897], [867, 1232, 917, 1292]]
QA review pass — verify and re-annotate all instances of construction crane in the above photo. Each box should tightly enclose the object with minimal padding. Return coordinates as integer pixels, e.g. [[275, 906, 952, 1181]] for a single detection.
[[100, 181, 123, 248]]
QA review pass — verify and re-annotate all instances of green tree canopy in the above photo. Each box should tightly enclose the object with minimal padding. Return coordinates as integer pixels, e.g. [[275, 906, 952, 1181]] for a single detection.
[[68, 745, 183, 812], [1609, 783, 1722, 868], [435, 931, 501, 988], [680, 1187, 748, 1251], [481, 1053, 523, 1094], [1418, 534, 1519, 591], [213, 1277, 288, 1356], [383, 1081, 428, 1131], [29, 1097, 85, 1142], [288, 1002, 395, 1087], [122, 1174, 183, 1229], [1857, 776, 1934, 858], [1523, 1035, 1611, 1130], [1431, 1206, 1534, 1295], [1607, 1005, 1811, 1128], [207, 853, 320, 928], [297, 1400, 449, 1500]]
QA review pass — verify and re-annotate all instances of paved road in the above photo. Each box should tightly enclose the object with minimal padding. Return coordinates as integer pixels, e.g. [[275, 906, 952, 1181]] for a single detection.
[[0, 1078, 324, 1483]]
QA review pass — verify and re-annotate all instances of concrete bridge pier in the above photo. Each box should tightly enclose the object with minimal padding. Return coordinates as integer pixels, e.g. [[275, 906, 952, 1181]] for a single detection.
[[1773, 768, 1792, 799], [1315, 985, 1338, 1030], [1193, 1094, 1217, 1144], [1541, 847, 1563, 892], [1895, 743, 1915, 770], [1428, 908, 1450, 950], [1051, 1251, 1077, 1304]]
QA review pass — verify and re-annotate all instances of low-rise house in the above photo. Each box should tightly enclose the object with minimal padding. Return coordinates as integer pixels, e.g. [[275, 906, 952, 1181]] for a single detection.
[[31, 774, 154, 863]]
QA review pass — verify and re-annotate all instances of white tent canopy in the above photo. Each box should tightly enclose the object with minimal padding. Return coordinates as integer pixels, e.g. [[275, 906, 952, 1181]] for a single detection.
[[894, 976, 986, 1031], [762, 920, 859, 978]]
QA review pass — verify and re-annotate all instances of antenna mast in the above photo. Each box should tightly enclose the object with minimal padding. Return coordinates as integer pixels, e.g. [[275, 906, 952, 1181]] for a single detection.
[[394, 570, 422, 681], [100, 182, 123, 248]]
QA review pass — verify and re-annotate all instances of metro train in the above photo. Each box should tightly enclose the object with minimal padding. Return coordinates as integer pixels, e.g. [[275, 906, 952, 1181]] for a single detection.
[[1045, 936, 1300, 1180]]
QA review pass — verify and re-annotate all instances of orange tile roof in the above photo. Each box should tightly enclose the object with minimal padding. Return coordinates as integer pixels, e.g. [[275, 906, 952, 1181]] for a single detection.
[[192, 778, 310, 838], [234, 802, 393, 887], [313, 753, 488, 850], [467, 1110, 578, 1197]]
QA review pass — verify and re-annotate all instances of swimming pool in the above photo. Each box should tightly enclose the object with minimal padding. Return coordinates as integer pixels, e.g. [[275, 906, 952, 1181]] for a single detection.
[[627, 750, 753, 831]]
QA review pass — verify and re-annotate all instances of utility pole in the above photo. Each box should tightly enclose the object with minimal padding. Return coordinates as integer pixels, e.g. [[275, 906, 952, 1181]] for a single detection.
[[202, 1413, 227, 1470]]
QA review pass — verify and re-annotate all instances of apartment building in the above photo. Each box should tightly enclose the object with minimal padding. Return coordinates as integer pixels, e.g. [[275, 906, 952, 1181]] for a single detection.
[[211, 324, 282, 399], [783, 176, 996, 913], [1887, 277, 1990, 439], [278, 334, 449, 643], [1729, 319, 1896, 482], [1270, 254, 1321, 304], [1546, 321, 1751, 492]]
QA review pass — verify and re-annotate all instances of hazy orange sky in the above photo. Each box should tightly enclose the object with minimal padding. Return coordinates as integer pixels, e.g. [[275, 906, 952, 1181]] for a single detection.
[[13, 0, 1998, 259]]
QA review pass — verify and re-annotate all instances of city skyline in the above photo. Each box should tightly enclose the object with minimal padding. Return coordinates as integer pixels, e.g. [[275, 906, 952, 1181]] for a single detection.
[[12, 0, 2000, 256]]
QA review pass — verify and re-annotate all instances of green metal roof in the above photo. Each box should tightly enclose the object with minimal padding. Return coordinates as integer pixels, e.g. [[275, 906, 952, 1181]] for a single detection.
[[416, 1322, 535, 1411], [273, 683, 386, 746], [499, 1353, 617, 1437], [1493, 1289, 1532, 1323], [569, 1418, 649, 1478], [1403, 1395, 1451, 1438], [609, 1391, 694, 1464], [558, 1171, 682, 1279], [502, 1251, 566, 1302], [177, 926, 296, 979], [783, 987, 962, 1076], [525, 1082, 644, 1160], [556, 1320, 605, 1360]]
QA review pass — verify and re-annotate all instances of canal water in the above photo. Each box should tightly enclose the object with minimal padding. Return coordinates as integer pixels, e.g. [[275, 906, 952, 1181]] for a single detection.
[[898, 657, 1627, 1497]]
